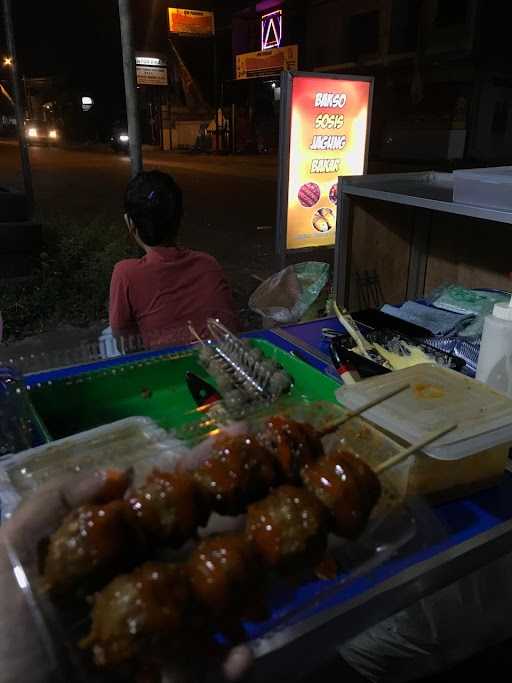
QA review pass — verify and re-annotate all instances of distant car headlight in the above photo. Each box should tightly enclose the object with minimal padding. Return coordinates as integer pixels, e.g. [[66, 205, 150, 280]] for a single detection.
[[28, 128, 38, 138], [119, 134, 129, 142], [49, 129, 58, 139]]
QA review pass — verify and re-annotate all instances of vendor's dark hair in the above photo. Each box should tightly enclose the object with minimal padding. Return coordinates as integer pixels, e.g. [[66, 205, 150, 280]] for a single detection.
[[124, 170, 183, 246]]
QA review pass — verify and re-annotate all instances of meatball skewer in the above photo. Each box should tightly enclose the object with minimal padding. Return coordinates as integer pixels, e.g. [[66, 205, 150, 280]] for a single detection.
[[44, 417, 383, 595]]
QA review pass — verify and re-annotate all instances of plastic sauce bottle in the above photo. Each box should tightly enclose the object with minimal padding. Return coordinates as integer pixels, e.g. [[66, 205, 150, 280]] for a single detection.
[[476, 300, 512, 397]]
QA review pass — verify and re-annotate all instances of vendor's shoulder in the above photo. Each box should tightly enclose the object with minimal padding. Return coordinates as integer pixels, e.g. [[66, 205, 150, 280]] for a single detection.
[[189, 249, 222, 270], [112, 257, 142, 277]]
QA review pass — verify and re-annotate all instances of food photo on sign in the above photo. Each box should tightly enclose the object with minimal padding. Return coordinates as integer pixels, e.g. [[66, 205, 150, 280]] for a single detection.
[[277, 73, 373, 252]]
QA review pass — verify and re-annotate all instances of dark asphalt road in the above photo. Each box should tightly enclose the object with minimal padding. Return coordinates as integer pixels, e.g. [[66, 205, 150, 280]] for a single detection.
[[0, 142, 279, 309]]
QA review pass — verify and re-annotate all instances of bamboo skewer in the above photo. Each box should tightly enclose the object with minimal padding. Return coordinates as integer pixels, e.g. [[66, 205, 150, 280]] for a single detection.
[[320, 383, 411, 436], [375, 423, 458, 474], [207, 318, 232, 346], [188, 321, 210, 349]]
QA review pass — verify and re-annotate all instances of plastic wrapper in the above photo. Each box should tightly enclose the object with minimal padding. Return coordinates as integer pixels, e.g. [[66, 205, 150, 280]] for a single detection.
[[429, 285, 510, 339], [430, 285, 508, 317], [339, 550, 512, 682], [419, 336, 480, 376], [0, 401, 430, 681], [381, 301, 472, 336]]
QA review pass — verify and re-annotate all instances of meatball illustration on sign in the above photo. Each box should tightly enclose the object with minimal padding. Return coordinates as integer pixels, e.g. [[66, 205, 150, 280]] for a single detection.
[[298, 182, 321, 208], [329, 183, 337, 205], [312, 207, 335, 233]]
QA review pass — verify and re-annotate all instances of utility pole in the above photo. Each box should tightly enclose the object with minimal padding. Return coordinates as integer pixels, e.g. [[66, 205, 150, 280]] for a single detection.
[[213, 33, 219, 152], [2, 0, 34, 214], [118, 0, 143, 177]]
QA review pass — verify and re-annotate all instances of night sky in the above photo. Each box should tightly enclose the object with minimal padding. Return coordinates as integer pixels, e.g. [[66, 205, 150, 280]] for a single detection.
[[0, 1, 250, 121]]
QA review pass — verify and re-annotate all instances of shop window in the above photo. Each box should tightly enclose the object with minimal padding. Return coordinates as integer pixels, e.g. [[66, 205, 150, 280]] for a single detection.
[[390, 0, 420, 53], [347, 11, 380, 60], [435, 0, 469, 28]]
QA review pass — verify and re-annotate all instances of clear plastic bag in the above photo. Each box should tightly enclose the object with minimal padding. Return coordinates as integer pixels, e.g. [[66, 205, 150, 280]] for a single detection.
[[249, 262, 329, 325]]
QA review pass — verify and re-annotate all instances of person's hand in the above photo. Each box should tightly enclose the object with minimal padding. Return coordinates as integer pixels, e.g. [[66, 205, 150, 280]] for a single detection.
[[0, 469, 131, 683], [222, 646, 254, 681], [0, 445, 253, 682]]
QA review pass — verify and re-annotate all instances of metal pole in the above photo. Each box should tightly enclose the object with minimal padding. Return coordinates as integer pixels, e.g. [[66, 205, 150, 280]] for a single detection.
[[2, 0, 34, 214], [213, 32, 219, 153], [118, 0, 143, 176], [23, 76, 31, 119], [231, 103, 236, 154]]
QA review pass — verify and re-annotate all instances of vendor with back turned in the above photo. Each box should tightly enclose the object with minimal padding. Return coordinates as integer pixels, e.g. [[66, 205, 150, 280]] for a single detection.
[[109, 170, 239, 349]]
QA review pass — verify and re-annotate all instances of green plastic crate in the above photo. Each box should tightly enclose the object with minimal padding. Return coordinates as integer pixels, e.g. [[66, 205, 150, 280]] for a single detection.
[[28, 339, 340, 440]]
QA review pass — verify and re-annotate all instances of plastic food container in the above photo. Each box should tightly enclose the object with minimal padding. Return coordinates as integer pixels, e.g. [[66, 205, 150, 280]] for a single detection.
[[2, 401, 433, 681], [453, 166, 512, 211], [337, 365, 512, 500], [0, 416, 179, 520]]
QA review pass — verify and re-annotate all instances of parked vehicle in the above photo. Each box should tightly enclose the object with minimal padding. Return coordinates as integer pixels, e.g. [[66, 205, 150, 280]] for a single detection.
[[110, 122, 130, 153], [24, 120, 60, 146]]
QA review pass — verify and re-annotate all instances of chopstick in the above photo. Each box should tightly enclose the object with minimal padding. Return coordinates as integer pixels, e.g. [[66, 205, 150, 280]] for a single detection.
[[319, 383, 410, 436], [375, 423, 458, 474]]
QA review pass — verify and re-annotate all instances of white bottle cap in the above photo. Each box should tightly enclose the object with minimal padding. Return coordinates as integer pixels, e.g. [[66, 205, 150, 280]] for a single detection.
[[493, 299, 512, 321]]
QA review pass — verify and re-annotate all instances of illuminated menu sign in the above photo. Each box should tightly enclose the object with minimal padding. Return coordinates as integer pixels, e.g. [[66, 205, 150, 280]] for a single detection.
[[277, 73, 373, 252]]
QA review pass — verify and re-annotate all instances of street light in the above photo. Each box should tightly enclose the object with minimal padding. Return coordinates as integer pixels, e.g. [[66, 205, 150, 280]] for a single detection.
[[3, 56, 13, 67]]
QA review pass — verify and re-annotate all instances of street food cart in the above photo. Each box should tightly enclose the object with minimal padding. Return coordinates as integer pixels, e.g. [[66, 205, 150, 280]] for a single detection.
[[3, 140, 512, 679], [2, 303, 512, 681]]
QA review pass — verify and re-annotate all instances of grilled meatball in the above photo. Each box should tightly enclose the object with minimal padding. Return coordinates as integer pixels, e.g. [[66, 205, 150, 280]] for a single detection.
[[302, 451, 380, 539], [81, 562, 189, 668], [245, 485, 327, 568], [43, 501, 132, 593], [193, 435, 276, 515], [336, 451, 381, 510], [187, 533, 253, 614], [259, 416, 324, 483], [126, 469, 209, 547]]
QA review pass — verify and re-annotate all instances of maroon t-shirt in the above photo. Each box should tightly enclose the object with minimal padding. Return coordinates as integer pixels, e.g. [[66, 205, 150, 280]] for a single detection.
[[109, 247, 239, 348]]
